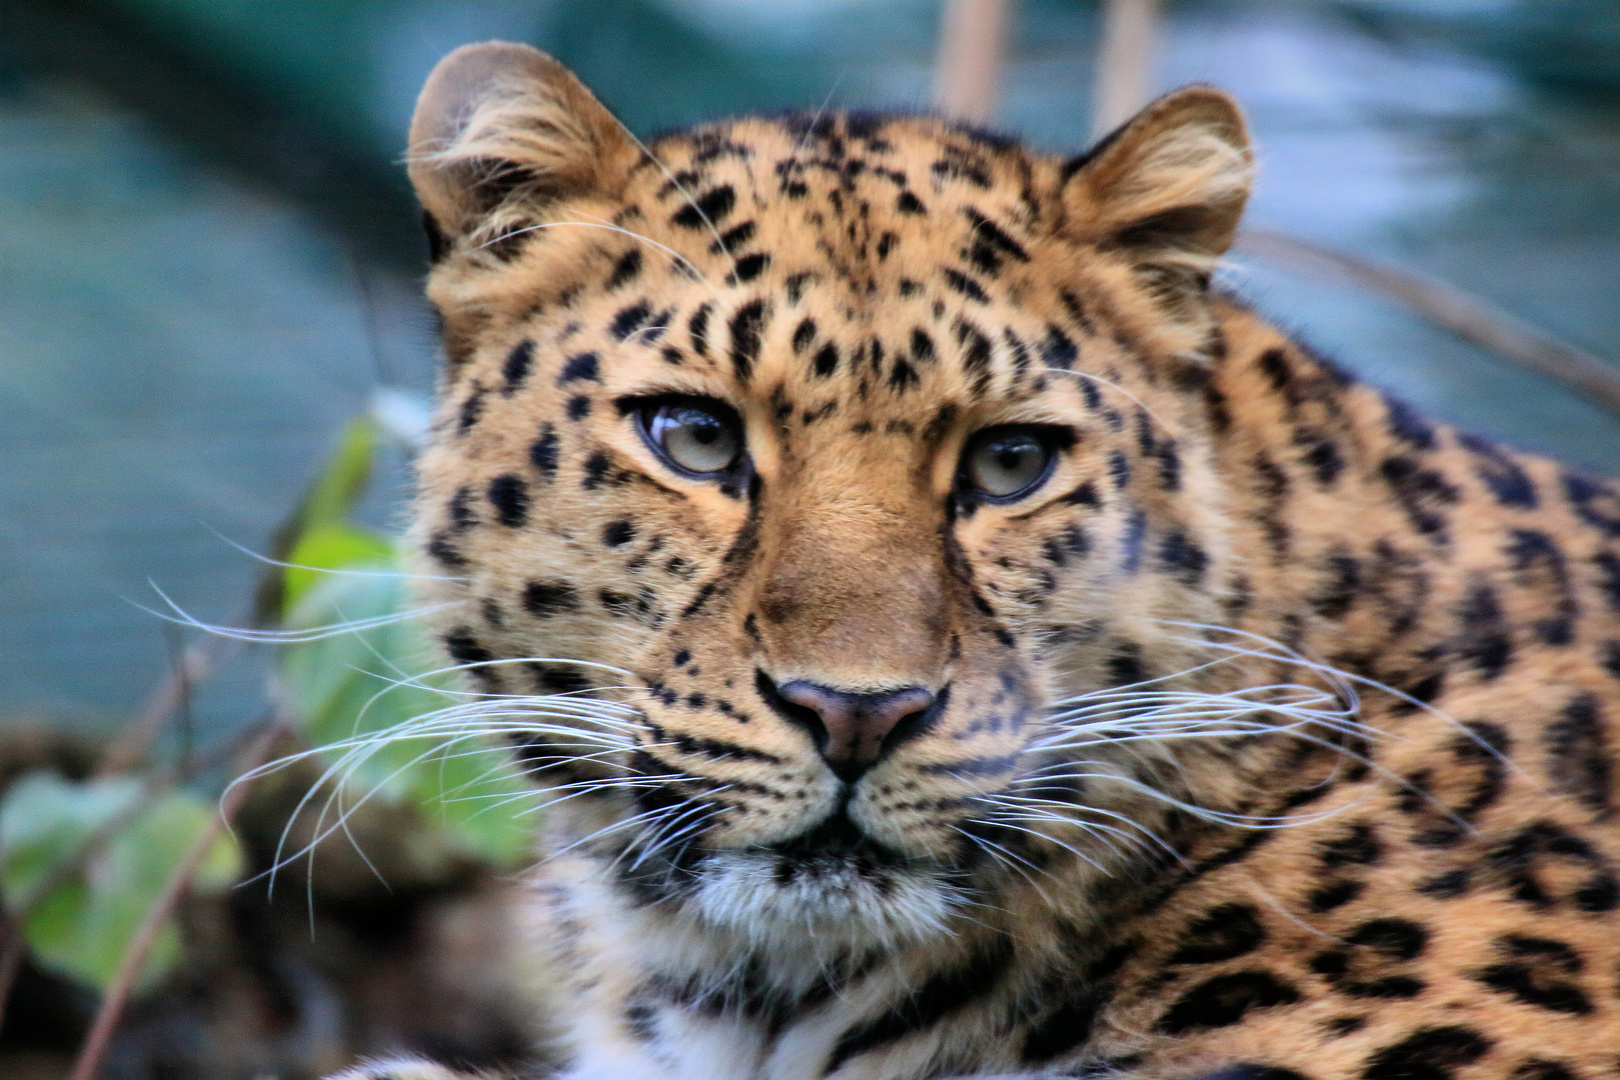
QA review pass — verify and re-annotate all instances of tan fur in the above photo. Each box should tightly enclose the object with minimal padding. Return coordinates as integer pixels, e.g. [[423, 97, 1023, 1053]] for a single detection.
[[341, 43, 1620, 1080]]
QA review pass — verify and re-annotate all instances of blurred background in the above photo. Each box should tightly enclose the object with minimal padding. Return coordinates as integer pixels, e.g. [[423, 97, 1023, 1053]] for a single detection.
[[0, 2, 1616, 1078]]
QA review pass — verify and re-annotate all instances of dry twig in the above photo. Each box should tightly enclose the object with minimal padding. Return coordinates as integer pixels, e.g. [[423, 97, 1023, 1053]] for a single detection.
[[1237, 228, 1620, 415], [933, 0, 1009, 125], [1092, 0, 1162, 137], [68, 721, 286, 1080]]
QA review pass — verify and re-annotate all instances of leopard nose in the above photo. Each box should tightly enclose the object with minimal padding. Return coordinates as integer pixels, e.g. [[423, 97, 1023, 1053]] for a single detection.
[[766, 675, 938, 783]]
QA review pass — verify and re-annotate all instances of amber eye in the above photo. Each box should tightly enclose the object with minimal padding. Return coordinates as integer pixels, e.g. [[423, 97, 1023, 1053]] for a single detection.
[[963, 427, 1062, 501], [639, 399, 742, 476]]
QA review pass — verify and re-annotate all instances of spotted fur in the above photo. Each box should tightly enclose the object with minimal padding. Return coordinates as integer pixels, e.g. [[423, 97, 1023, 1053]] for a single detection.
[[344, 42, 1620, 1080]]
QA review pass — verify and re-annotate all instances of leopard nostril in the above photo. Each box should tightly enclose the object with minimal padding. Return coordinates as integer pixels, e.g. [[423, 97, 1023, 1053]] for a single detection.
[[759, 672, 938, 783]]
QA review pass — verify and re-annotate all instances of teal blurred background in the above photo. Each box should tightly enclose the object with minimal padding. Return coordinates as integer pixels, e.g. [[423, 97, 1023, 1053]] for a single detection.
[[1, 0, 1618, 743]]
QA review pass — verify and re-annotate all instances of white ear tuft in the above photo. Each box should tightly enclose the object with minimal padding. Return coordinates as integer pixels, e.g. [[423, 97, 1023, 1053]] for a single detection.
[[407, 41, 637, 246]]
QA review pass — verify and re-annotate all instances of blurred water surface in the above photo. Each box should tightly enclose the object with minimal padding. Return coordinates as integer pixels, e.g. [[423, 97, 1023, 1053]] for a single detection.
[[0, 1, 1615, 737]]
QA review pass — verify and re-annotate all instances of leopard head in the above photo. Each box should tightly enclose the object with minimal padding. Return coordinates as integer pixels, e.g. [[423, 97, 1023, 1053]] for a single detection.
[[404, 43, 1263, 951]]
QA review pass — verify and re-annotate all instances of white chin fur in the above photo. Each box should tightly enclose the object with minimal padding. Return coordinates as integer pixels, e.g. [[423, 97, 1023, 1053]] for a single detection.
[[682, 851, 960, 954]]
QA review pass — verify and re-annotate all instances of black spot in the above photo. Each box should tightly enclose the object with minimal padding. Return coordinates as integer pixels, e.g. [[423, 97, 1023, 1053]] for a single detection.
[[1321, 823, 1381, 867], [1563, 471, 1620, 537], [1308, 881, 1364, 912], [1258, 348, 1291, 392], [530, 424, 559, 477], [961, 207, 1030, 274], [1120, 510, 1146, 573], [1415, 870, 1471, 901], [728, 299, 768, 384], [567, 395, 592, 421], [1386, 398, 1435, 449], [1348, 919, 1426, 961], [443, 628, 493, 666], [582, 450, 612, 490], [941, 268, 989, 303], [1311, 551, 1362, 618], [426, 531, 465, 567], [896, 190, 925, 215], [1458, 432, 1536, 508], [1382, 455, 1460, 539], [689, 303, 712, 356], [714, 221, 756, 251], [954, 319, 992, 388], [1297, 430, 1344, 487], [1041, 326, 1076, 370], [1544, 692, 1612, 818], [488, 474, 529, 527], [1168, 904, 1265, 964], [558, 352, 601, 386], [603, 519, 637, 548], [1474, 935, 1591, 1015], [811, 342, 839, 378], [1158, 529, 1208, 585], [1360, 1026, 1491, 1080], [911, 327, 937, 364], [1486, 820, 1619, 912], [457, 385, 486, 434], [792, 318, 817, 354], [672, 184, 735, 228], [888, 357, 920, 392], [1398, 721, 1509, 846], [606, 248, 642, 289], [1504, 529, 1576, 645], [610, 301, 653, 341], [523, 580, 580, 617], [876, 231, 898, 260], [501, 340, 534, 395], [1108, 450, 1131, 490], [1156, 970, 1300, 1034], [446, 486, 477, 531], [727, 252, 770, 284], [1454, 579, 1513, 680]]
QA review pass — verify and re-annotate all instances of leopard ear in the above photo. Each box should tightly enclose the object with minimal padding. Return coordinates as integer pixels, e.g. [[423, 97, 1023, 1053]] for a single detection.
[[1061, 85, 1253, 279], [407, 41, 639, 249]]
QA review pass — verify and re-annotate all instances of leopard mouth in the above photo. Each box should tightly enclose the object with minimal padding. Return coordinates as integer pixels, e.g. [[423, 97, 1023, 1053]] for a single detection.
[[760, 800, 912, 877]]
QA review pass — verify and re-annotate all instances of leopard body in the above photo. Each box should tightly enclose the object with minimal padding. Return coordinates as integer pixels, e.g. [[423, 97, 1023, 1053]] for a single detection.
[[337, 42, 1620, 1080]]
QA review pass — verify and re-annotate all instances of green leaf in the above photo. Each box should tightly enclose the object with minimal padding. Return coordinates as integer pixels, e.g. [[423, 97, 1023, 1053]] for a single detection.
[[0, 773, 241, 993], [282, 522, 396, 615], [279, 555, 538, 870], [298, 413, 379, 532]]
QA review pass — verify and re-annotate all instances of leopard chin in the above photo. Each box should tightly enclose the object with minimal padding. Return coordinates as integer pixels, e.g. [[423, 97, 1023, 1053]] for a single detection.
[[683, 850, 963, 954]]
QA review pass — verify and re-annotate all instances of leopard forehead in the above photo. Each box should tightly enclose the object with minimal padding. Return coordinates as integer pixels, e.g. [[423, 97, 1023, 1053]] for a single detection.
[[413, 110, 1229, 680]]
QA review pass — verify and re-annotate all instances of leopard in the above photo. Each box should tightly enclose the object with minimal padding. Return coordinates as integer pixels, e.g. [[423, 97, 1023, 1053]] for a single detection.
[[335, 41, 1620, 1080]]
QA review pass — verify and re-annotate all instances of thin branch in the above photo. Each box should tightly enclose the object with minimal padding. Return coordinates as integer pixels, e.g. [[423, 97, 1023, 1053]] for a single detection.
[[1092, 0, 1161, 137], [933, 0, 1010, 126], [0, 910, 22, 1034], [0, 715, 278, 1026], [1237, 228, 1620, 416], [68, 721, 286, 1080]]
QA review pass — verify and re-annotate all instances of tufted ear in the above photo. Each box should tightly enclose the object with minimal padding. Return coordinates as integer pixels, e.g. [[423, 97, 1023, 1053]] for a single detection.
[[1062, 86, 1253, 282], [407, 41, 639, 250]]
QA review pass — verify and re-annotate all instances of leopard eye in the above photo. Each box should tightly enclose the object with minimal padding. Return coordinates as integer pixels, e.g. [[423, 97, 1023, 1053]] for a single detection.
[[963, 427, 1062, 501], [639, 399, 742, 476]]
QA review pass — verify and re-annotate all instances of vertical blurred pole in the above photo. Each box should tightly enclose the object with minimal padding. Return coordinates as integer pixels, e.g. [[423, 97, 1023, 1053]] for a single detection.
[[1092, 0, 1162, 137], [934, 0, 1010, 125]]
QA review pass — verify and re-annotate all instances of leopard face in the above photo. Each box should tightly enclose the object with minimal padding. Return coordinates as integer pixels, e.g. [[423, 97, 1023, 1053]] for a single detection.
[[404, 44, 1267, 952]]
